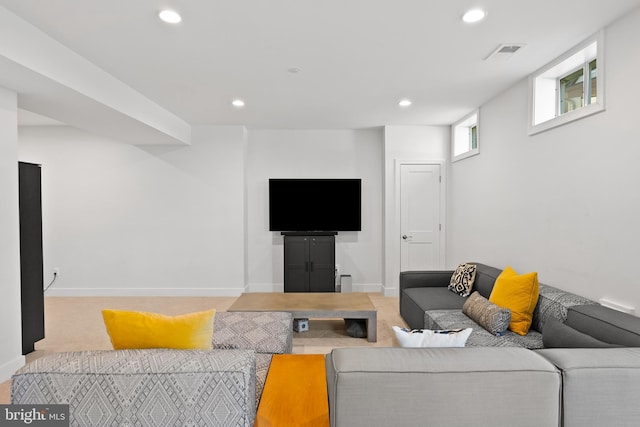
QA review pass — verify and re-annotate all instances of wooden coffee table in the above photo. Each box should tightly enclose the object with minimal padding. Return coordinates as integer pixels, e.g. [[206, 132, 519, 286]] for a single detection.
[[228, 292, 377, 342]]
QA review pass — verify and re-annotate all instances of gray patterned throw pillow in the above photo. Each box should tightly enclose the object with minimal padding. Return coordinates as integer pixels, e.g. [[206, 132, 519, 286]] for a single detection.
[[463, 291, 511, 336], [448, 263, 477, 297]]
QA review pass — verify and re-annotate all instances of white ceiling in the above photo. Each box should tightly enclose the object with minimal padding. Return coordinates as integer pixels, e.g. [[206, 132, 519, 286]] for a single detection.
[[2, 0, 640, 131]]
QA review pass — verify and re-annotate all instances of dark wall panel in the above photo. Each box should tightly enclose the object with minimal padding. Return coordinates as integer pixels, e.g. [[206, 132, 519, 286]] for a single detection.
[[19, 162, 44, 354]]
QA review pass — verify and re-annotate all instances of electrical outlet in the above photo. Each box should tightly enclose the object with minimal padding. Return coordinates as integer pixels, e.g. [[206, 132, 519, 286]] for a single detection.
[[53, 267, 60, 275]]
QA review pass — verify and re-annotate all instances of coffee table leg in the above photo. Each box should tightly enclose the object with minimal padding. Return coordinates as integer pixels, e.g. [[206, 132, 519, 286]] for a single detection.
[[366, 312, 377, 342]]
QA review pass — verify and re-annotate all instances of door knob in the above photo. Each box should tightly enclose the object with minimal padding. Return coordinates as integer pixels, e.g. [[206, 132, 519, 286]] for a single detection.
[[402, 235, 411, 240]]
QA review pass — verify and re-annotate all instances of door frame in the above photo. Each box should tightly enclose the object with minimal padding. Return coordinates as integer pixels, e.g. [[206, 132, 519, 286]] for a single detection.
[[387, 160, 447, 294]]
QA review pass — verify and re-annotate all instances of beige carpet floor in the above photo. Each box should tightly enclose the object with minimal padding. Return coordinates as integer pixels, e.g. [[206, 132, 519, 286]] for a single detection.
[[0, 293, 407, 403]]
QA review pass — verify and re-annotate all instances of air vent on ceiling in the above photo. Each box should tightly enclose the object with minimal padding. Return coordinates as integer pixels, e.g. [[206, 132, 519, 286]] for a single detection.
[[485, 44, 525, 61]]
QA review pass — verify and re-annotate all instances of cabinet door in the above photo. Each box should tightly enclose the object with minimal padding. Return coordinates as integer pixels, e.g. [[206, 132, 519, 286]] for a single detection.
[[284, 236, 310, 292], [309, 236, 335, 292]]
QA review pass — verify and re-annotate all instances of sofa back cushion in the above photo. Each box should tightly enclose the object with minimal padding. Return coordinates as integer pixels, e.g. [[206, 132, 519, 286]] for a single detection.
[[566, 304, 640, 346], [531, 284, 597, 333], [472, 263, 503, 299]]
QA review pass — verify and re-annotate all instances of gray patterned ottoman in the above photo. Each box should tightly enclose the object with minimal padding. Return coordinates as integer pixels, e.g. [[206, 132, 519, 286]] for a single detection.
[[213, 311, 293, 405], [12, 349, 257, 427], [213, 311, 293, 354], [11, 311, 294, 427]]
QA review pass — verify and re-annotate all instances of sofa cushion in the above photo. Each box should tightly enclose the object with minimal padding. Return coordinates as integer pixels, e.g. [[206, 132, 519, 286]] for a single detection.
[[400, 270, 454, 289], [490, 266, 539, 335], [213, 311, 293, 354], [536, 348, 640, 427], [403, 287, 467, 311], [531, 284, 597, 333], [12, 349, 257, 426], [463, 291, 511, 336], [542, 318, 621, 348], [472, 263, 503, 299], [392, 326, 472, 348], [399, 265, 499, 329], [401, 287, 467, 329], [566, 305, 640, 346], [448, 263, 477, 297], [327, 347, 561, 427], [102, 308, 215, 350], [425, 309, 544, 349]]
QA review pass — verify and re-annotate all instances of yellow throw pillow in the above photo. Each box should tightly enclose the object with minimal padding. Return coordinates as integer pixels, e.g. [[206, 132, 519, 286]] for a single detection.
[[102, 308, 215, 350], [489, 266, 539, 336]]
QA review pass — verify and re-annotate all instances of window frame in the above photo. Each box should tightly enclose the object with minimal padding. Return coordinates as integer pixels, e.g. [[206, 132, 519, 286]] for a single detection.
[[558, 64, 586, 114], [451, 110, 479, 162], [557, 58, 597, 115], [528, 31, 605, 135]]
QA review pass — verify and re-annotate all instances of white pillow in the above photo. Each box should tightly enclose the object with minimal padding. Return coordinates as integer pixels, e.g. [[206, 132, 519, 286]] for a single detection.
[[392, 326, 472, 348]]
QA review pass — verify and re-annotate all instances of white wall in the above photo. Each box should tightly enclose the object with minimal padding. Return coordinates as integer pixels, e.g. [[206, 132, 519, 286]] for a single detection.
[[0, 86, 25, 381], [18, 125, 247, 296], [448, 8, 640, 312], [383, 126, 449, 295], [246, 129, 383, 292], [18, 125, 436, 297]]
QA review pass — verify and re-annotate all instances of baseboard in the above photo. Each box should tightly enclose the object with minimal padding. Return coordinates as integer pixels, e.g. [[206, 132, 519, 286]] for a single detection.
[[47, 284, 387, 297], [246, 283, 383, 293], [246, 283, 285, 293], [382, 286, 398, 297], [352, 283, 383, 293], [0, 354, 25, 383], [45, 288, 245, 297]]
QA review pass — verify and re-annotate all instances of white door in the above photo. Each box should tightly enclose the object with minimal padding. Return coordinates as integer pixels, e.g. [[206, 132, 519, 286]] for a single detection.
[[400, 163, 442, 271]]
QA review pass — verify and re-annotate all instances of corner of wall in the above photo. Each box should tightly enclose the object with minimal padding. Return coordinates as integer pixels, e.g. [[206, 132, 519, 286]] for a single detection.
[[0, 86, 25, 381]]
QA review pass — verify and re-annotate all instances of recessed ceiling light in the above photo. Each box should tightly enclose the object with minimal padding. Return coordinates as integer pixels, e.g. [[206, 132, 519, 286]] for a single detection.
[[232, 99, 245, 108], [287, 67, 302, 74], [462, 9, 486, 23], [159, 9, 182, 24], [398, 99, 412, 107]]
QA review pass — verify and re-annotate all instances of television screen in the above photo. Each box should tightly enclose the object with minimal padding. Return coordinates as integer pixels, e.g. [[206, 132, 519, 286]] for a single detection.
[[269, 179, 361, 232]]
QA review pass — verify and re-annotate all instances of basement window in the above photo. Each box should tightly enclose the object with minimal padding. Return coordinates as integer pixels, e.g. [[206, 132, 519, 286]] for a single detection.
[[452, 110, 479, 162], [528, 31, 604, 135]]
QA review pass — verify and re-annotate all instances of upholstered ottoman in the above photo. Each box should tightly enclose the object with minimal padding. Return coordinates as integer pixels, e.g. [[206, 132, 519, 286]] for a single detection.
[[11, 311, 293, 426], [12, 349, 257, 427], [212, 311, 293, 405], [213, 311, 293, 354]]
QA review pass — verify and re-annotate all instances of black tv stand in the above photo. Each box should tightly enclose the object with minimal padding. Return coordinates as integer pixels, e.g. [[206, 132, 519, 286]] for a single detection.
[[281, 231, 338, 236], [282, 233, 336, 292]]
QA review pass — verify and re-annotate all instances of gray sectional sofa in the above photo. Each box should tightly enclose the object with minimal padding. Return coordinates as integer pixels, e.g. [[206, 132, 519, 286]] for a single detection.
[[324, 263, 640, 427], [400, 263, 640, 348], [11, 311, 293, 427], [326, 346, 640, 427]]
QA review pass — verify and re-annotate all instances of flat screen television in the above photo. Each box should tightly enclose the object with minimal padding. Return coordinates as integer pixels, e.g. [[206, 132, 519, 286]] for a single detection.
[[269, 179, 361, 232]]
